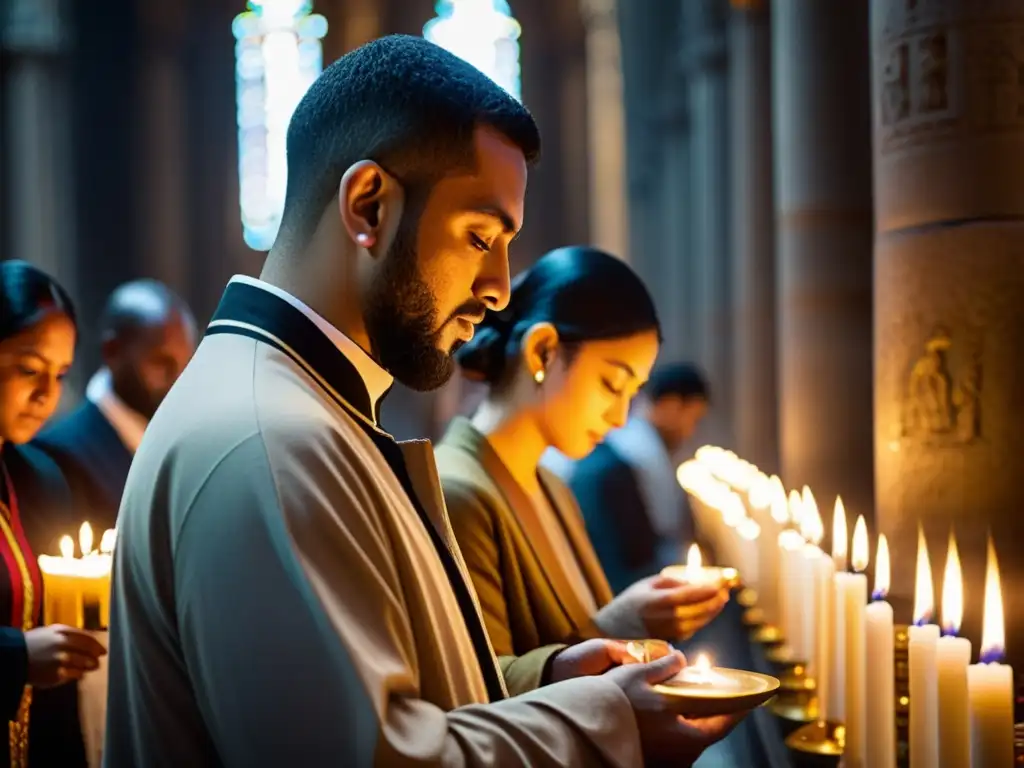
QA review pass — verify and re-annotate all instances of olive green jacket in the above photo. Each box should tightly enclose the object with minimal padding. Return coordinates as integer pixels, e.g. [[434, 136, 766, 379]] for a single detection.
[[436, 418, 616, 658]]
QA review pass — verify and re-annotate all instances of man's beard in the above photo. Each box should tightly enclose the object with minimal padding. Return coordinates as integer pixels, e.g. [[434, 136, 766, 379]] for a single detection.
[[364, 220, 482, 392], [114, 367, 164, 420]]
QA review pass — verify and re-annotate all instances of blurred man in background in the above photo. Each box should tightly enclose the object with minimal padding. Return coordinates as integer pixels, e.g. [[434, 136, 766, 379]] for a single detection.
[[35, 280, 196, 530]]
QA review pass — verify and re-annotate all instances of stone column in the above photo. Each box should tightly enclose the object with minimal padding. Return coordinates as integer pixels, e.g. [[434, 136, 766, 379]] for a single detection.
[[729, 0, 778, 473], [580, 0, 629, 261], [137, 1, 189, 296], [772, 0, 874, 527], [871, 0, 1024, 668], [683, 0, 733, 445]]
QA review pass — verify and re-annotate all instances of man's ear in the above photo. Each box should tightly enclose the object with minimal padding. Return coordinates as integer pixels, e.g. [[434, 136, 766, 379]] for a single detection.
[[337, 161, 405, 254]]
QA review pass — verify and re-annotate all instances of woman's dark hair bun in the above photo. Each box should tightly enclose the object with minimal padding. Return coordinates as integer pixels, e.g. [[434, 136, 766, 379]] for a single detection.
[[0, 260, 77, 343], [454, 245, 660, 387]]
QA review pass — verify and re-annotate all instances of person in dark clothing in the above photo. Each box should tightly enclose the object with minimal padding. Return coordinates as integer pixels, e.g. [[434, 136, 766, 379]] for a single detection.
[[35, 280, 196, 531], [0, 259, 106, 767], [563, 363, 710, 594]]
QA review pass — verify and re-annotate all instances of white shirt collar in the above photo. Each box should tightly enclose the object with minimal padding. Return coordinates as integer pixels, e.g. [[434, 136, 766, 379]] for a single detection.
[[86, 368, 149, 454], [228, 275, 394, 415]]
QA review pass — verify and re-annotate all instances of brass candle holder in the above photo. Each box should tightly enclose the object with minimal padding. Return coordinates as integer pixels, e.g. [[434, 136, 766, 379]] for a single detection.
[[752, 622, 784, 646], [767, 660, 818, 727], [737, 587, 758, 609], [785, 719, 845, 764]]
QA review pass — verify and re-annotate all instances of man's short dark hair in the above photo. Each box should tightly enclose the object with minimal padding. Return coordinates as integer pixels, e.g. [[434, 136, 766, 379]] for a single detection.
[[279, 34, 541, 248], [646, 362, 711, 403]]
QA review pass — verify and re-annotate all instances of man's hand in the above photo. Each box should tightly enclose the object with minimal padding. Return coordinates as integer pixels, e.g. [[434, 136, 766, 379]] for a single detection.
[[606, 652, 744, 767], [547, 639, 640, 683]]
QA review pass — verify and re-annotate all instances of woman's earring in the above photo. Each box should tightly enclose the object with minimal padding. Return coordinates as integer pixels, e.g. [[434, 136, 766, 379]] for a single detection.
[[356, 233, 373, 246], [534, 369, 546, 385]]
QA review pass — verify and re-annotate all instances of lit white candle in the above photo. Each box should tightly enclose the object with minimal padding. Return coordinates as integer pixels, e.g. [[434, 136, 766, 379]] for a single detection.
[[865, 534, 895, 768], [756, 477, 788, 625], [967, 536, 1014, 767], [798, 492, 825, 672], [809, 523, 835, 720], [778, 528, 805, 658], [828, 501, 848, 721], [935, 532, 971, 768], [736, 517, 761, 594], [835, 515, 868, 766], [832, 496, 848, 573], [909, 526, 939, 768]]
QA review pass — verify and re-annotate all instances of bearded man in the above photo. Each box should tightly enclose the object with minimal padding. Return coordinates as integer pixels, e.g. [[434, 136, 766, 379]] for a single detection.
[[103, 35, 742, 767]]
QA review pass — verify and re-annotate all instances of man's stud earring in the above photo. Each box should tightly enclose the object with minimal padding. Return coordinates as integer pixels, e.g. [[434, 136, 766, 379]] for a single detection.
[[534, 369, 545, 385]]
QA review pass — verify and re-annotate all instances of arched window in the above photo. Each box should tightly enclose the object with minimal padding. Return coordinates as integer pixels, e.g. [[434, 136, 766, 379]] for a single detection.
[[423, 1, 522, 102], [233, 1, 327, 251]]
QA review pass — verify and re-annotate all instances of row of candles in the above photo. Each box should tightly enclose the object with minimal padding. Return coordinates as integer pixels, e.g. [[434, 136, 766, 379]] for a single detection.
[[678, 447, 1013, 767], [36, 523, 116, 629]]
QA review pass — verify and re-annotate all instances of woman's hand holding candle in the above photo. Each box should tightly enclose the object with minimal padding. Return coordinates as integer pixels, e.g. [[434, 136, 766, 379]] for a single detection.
[[24, 624, 107, 688], [595, 573, 729, 641]]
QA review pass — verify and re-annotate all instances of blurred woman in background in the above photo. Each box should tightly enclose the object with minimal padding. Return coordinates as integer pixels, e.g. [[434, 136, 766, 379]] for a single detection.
[[0, 260, 105, 767], [435, 246, 728, 660]]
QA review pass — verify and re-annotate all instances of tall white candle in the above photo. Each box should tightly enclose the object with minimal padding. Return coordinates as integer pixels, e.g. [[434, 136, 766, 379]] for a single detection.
[[778, 529, 805, 657], [757, 478, 788, 626], [812, 545, 835, 720], [828, 500, 848, 721], [968, 536, 1014, 767], [736, 517, 761, 594], [835, 515, 868, 767], [798, 491, 825, 673], [909, 526, 939, 768], [865, 534, 895, 768], [936, 532, 971, 768]]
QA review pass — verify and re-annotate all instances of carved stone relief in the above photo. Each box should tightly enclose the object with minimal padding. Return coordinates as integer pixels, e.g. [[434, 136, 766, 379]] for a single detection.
[[902, 328, 981, 444]]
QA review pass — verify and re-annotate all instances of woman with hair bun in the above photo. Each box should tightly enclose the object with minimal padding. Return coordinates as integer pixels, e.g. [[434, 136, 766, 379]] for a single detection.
[[0, 260, 104, 767], [435, 246, 728, 660]]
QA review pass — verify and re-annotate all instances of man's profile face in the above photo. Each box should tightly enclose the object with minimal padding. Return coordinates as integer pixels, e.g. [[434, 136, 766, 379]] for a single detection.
[[652, 394, 709, 455], [365, 125, 527, 391], [112, 312, 197, 418]]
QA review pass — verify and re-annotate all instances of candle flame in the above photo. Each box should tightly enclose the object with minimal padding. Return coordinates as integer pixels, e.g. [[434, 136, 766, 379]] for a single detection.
[[941, 531, 963, 635], [799, 490, 824, 545], [912, 525, 935, 625], [787, 490, 803, 527], [801, 485, 815, 518], [59, 535, 74, 559], [851, 515, 869, 572], [873, 534, 890, 599], [738, 517, 761, 541], [99, 528, 117, 555], [832, 497, 848, 563], [693, 653, 712, 672], [980, 535, 1005, 663], [79, 522, 93, 557], [686, 543, 703, 569], [722, 493, 747, 527], [747, 473, 773, 509]]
